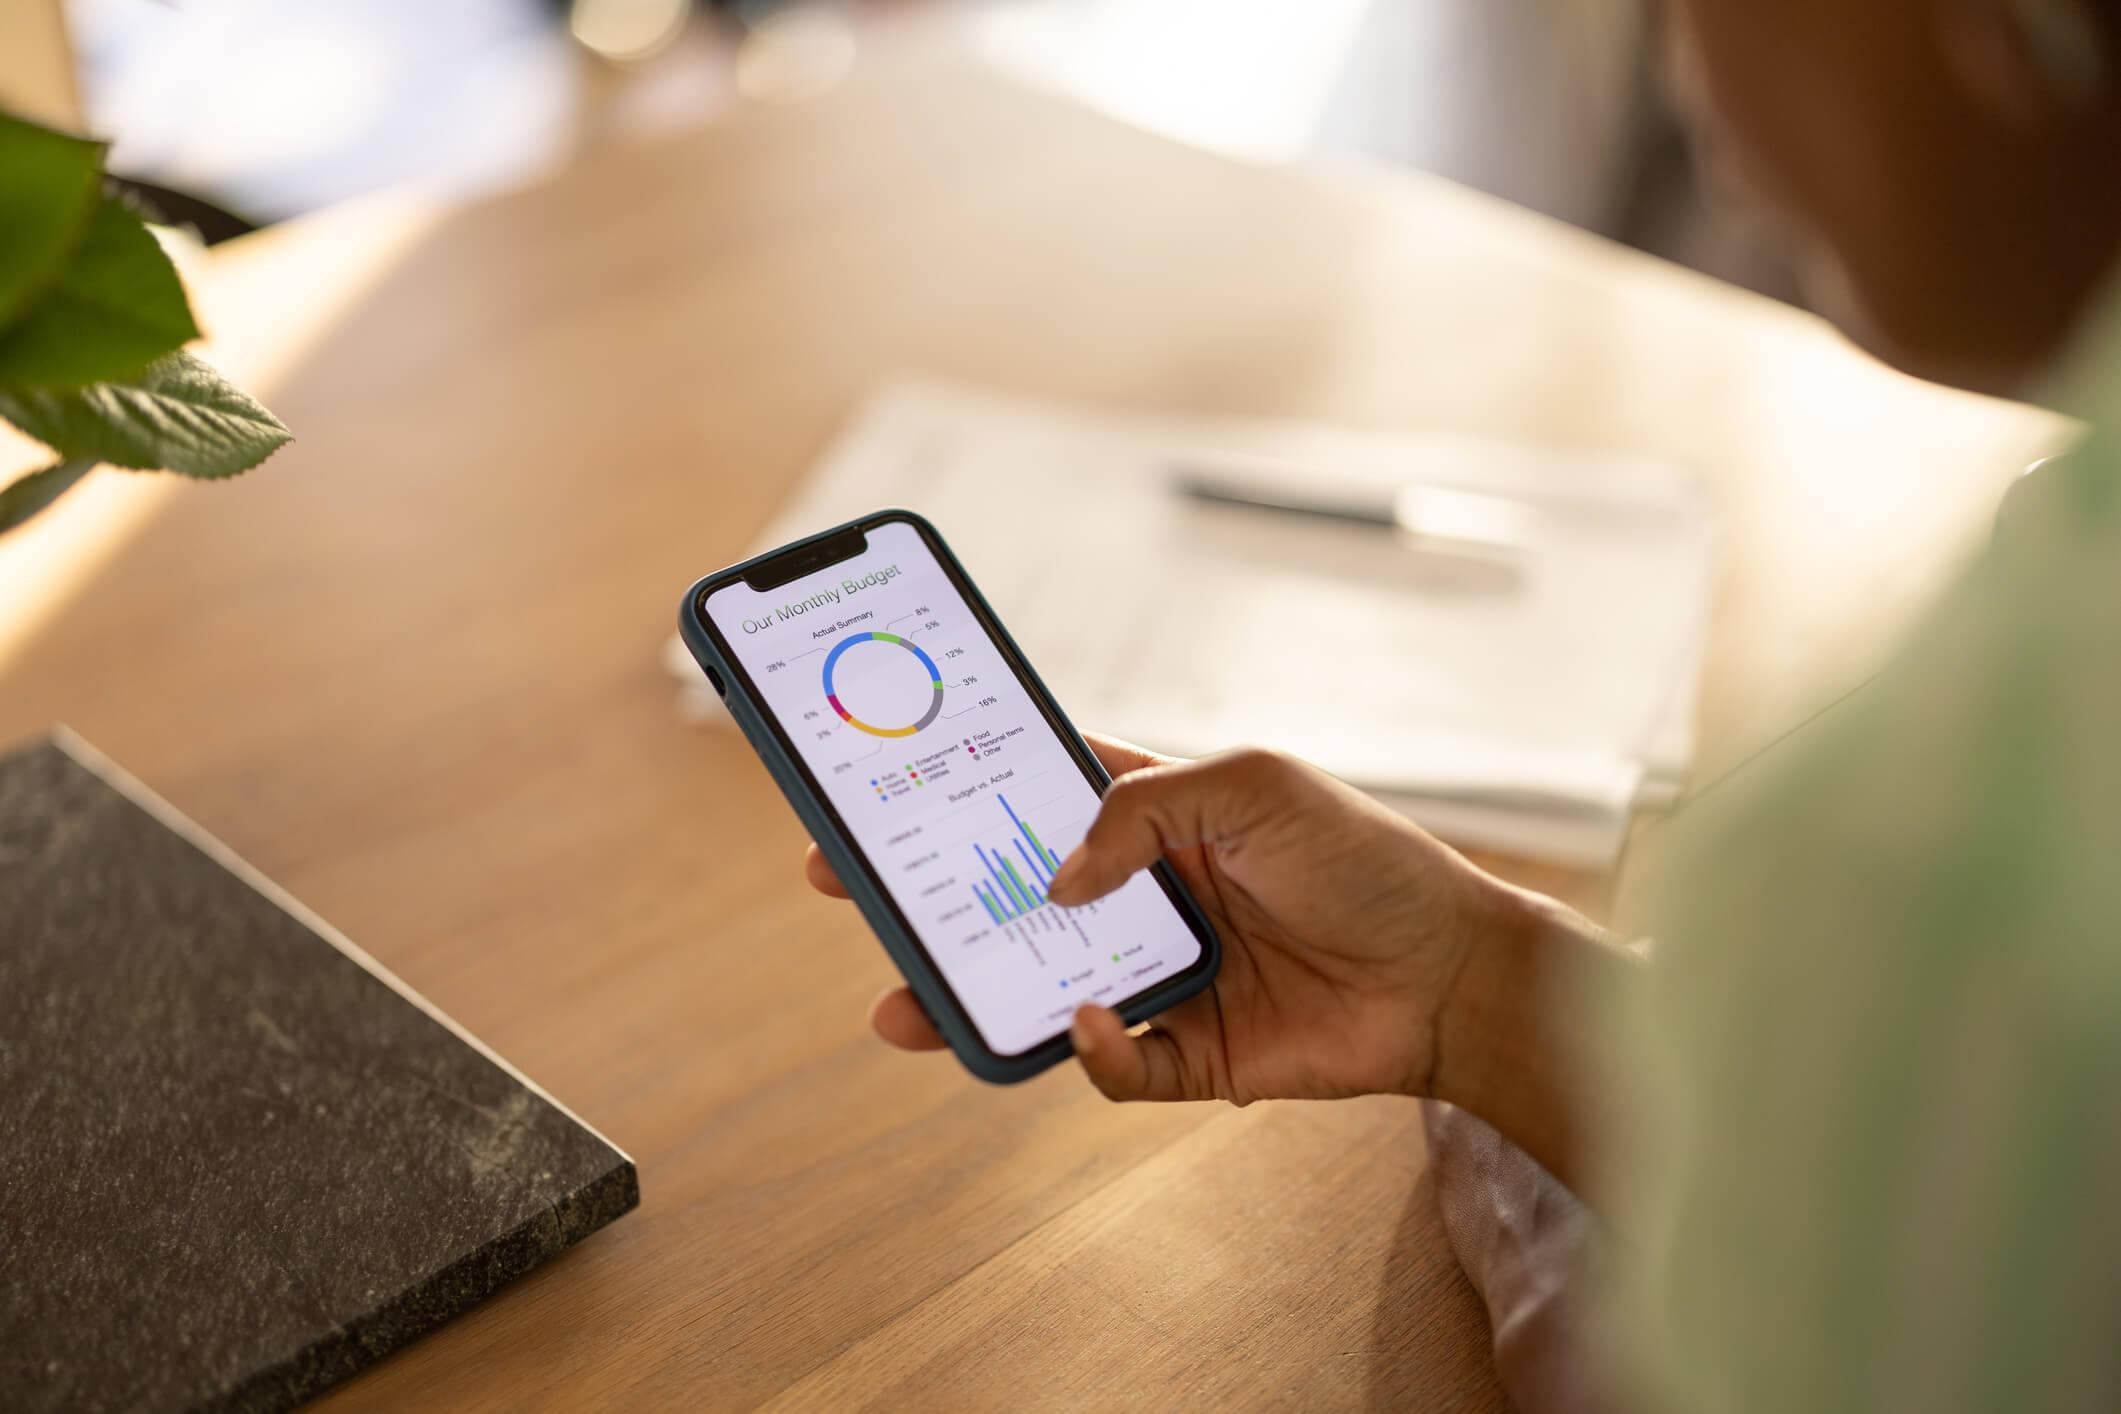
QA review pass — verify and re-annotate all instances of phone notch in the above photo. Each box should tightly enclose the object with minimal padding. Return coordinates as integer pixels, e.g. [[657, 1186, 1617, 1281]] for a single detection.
[[743, 524, 869, 592]]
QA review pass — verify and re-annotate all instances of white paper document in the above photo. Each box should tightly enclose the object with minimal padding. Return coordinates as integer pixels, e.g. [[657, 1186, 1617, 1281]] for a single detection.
[[669, 381, 1717, 867]]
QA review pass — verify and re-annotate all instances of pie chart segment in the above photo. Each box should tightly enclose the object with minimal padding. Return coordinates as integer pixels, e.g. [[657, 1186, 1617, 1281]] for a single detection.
[[822, 632, 945, 738]]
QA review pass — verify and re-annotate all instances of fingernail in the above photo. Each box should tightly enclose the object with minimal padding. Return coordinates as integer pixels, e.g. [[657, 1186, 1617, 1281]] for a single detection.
[[1070, 1007, 1098, 1055], [1047, 850, 1086, 902]]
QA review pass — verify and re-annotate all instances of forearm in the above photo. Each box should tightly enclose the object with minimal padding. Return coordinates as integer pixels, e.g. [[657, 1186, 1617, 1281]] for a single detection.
[[1428, 884, 1644, 1199]]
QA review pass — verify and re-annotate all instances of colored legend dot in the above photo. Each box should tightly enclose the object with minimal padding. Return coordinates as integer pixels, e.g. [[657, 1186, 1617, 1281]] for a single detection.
[[1058, 979, 1069, 989], [1111, 954, 1120, 962]]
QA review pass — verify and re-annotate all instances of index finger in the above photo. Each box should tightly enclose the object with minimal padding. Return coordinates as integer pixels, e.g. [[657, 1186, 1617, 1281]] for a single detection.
[[805, 734, 1175, 903]]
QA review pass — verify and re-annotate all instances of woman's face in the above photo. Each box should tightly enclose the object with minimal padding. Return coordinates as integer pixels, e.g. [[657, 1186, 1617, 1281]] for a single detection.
[[1666, 0, 2121, 393]]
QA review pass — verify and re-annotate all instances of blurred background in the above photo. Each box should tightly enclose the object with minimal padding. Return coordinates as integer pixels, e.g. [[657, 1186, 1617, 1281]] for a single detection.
[[4, 0, 1795, 301]]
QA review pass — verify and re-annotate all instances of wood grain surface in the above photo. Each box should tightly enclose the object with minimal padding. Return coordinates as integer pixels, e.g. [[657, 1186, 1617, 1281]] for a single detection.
[[0, 46, 2064, 1412]]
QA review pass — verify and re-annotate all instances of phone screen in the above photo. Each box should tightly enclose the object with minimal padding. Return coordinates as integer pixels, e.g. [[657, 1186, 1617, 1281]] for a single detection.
[[702, 517, 1210, 1056]]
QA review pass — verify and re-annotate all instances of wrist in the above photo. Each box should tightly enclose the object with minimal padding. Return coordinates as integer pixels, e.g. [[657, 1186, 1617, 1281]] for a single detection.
[[1423, 876, 1552, 1088], [1424, 880, 1634, 1192]]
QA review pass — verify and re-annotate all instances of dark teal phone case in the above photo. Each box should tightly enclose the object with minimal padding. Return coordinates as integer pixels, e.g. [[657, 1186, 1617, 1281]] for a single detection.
[[677, 509, 1222, 1083]]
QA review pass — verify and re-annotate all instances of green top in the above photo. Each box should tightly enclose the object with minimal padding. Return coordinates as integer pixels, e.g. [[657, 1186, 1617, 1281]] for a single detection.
[[1629, 294, 2121, 1413]]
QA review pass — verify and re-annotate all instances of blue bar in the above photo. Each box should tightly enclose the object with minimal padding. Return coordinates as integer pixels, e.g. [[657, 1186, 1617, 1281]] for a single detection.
[[976, 885, 1002, 923], [976, 844, 1018, 918], [1000, 795, 1038, 863], [998, 793, 1066, 872], [1015, 839, 1051, 890]]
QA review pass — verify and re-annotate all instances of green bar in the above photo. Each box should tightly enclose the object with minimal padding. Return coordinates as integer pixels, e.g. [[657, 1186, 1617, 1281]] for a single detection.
[[1022, 820, 1053, 868], [1001, 856, 1038, 911]]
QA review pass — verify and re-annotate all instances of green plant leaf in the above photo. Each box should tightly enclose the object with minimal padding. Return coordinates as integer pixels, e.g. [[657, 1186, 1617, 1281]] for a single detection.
[[0, 351, 290, 479], [0, 191, 200, 390], [0, 112, 104, 329], [0, 457, 95, 533]]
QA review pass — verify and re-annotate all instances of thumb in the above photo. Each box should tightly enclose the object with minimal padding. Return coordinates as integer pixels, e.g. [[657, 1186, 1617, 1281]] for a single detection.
[[1046, 747, 1291, 906], [1070, 1004, 1193, 1102]]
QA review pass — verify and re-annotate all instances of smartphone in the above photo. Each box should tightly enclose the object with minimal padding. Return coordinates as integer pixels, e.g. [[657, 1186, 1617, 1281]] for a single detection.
[[678, 509, 1221, 1083]]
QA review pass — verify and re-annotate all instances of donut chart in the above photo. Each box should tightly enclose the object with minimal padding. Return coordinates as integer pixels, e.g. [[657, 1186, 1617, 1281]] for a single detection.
[[822, 632, 945, 738]]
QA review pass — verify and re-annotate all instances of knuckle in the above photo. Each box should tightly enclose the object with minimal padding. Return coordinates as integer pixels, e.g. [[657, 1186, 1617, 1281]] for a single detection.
[[1220, 745, 1297, 785], [1094, 769, 1163, 824], [1099, 771, 1148, 806]]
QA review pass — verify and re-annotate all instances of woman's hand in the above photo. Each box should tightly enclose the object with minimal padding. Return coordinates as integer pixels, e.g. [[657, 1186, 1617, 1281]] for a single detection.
[[802, 733, 1545, 1108]]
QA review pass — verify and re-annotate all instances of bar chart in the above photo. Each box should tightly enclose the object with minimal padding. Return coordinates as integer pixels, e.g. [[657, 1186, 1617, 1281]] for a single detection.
[[969, 794, 1063, 921]]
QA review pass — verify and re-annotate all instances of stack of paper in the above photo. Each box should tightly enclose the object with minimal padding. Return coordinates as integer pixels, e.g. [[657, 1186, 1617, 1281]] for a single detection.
[[668, 382, 1716, 867]]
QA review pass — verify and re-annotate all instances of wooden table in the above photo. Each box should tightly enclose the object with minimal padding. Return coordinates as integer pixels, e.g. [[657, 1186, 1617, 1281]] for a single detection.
[[0, 50, 2065, 1411]]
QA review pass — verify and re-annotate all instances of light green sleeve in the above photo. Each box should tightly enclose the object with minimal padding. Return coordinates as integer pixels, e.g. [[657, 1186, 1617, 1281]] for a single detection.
[[1624, 421, 2121, 1413]]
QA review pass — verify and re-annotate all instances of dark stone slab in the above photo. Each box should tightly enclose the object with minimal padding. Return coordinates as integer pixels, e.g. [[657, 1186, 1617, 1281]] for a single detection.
[[0, 733, 638, 1412]]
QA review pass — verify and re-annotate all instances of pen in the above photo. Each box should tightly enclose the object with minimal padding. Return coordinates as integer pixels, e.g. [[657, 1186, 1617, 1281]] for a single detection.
[[1169, 462, 1532, 559]]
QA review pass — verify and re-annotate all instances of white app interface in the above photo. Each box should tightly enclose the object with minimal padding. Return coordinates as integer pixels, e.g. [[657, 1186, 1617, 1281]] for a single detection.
[[706, 520, 1206, 1055]]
